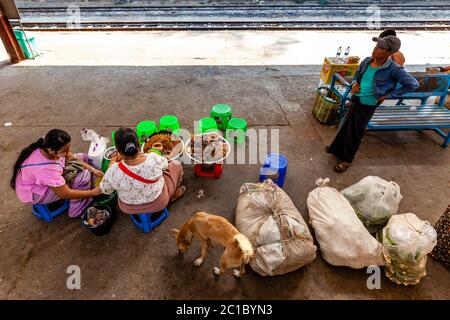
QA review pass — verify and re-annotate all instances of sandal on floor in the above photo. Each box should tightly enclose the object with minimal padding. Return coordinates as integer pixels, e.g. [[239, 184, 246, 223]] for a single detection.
[[334, 162, 351, 173], [170, 185, 186, 203]]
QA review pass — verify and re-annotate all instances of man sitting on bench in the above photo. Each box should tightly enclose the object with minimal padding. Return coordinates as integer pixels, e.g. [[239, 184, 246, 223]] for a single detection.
[[326, 35, 419, 173]]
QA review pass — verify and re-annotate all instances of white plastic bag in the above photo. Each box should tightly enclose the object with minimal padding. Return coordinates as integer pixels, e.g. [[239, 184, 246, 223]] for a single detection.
[[307, 178, 385, 269], [341, 176, 402, 233], [381, 213, 437, 285], [80, 128, 109, 170]]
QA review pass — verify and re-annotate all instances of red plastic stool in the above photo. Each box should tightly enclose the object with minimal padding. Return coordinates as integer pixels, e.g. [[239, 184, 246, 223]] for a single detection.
[[194, 163, 223, 178]]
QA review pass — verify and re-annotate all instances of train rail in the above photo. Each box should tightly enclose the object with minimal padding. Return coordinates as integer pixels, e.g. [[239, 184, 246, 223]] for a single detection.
[[18, 21, 450, 31], [15, 4, 450, 31]]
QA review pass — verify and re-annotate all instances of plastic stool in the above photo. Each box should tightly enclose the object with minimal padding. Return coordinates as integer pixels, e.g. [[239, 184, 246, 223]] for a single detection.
[[211, 104, 232, 130], [198, 117, 218, 133], [32, 200, 69, 222], [130, 208, 169, 233], [194, 163, 223, 178], [136, 120, 157, 144], [259, 153, 288, 188], [226, 118, 247, 144], [159, 115, 180, 135]]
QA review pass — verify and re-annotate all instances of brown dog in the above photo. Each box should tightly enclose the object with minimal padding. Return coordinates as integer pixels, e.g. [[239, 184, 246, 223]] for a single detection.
[[170, 212, 255, 277]]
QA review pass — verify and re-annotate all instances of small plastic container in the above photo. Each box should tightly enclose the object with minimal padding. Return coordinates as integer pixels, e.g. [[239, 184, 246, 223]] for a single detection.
[[102, 146, 118, 172]]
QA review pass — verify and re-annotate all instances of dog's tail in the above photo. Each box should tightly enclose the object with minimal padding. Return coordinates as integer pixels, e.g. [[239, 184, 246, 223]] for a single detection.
[[234, 234, 255, 264]]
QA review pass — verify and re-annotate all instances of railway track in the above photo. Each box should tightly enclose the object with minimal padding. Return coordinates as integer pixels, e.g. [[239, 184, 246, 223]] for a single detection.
[[16, 4, 450, 10], [19, 21, 450, 31], [15, 4, 450, 31]]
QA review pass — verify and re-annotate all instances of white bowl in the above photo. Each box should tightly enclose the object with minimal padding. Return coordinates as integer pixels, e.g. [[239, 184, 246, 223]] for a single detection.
[[140, 134, 185, 161], [184, 132, 231, 164]]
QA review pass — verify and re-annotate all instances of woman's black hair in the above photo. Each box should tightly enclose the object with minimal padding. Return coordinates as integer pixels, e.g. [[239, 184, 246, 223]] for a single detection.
[[114, 127, 139, 157], [379, 29, 396, 38], [10, 129, 71, 190]]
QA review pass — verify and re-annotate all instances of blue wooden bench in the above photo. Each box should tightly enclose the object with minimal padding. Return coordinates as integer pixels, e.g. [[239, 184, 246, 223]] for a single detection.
[[330, 72, 450, 147]]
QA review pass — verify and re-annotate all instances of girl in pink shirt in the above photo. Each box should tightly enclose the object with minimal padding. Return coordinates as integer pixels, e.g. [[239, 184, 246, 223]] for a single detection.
[[11, 129, 103, 218]]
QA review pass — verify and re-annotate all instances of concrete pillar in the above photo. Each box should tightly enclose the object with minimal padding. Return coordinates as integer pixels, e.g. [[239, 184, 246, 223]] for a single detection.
[[0, 6, 24, 63]]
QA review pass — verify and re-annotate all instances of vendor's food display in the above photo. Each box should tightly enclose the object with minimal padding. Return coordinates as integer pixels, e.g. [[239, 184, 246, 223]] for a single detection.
[[185, 132, 230, 163], [142, 130, 184, 160], [83, 207, 111, 227]]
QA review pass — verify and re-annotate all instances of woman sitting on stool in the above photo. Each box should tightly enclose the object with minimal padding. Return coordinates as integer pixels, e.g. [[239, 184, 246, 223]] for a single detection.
[[99, 127, 185, 215], [11, 129, 103, 218]]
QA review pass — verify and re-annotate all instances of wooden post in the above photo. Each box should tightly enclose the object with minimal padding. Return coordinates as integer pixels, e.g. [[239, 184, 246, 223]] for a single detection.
[[0, 6, 24, 63]]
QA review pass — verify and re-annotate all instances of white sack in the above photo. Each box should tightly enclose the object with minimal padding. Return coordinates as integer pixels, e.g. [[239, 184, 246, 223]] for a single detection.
[[236, 180, 316, 276], [307, 178, 385, 269], [341, 176, 402, 232]]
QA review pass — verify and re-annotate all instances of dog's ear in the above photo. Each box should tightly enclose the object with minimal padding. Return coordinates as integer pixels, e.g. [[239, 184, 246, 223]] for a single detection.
[[169, 229, 180, 238]]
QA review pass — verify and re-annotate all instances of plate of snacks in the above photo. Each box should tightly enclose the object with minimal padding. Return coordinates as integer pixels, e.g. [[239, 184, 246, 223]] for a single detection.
[[185, 132, 231, 164], [141, 130, 185, 161]]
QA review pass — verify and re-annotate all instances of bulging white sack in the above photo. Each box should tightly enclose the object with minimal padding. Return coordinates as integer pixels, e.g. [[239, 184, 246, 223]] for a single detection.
[[236, 180, 316, 276], [307, 178, 385, 269], [341, 176, 402, 232]]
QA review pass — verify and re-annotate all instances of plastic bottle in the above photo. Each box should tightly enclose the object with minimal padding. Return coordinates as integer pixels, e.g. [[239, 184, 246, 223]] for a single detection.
[[335, 46, 342, 61], [343, 46, 350, 63]]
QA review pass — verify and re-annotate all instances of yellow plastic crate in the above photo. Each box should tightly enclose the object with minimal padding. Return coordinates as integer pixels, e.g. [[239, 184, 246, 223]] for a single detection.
[[320, 57, 360, 84]]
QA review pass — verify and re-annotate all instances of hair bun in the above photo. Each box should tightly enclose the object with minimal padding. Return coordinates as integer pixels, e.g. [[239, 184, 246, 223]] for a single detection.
[[124, 142, 137, 153]]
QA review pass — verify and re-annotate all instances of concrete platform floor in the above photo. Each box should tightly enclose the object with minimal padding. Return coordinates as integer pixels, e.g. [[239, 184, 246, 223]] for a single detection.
[[0, 31, 449, 300]]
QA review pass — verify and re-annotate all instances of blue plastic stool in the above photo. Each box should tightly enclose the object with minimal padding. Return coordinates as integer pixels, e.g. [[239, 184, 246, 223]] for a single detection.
[[130, 208, 169, 233], [31, 200, 69, 222], [259, 153, 288, 188]]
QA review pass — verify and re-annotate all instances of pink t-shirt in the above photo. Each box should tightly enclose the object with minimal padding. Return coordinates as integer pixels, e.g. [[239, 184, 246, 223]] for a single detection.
[[15, 149, 66, 203]]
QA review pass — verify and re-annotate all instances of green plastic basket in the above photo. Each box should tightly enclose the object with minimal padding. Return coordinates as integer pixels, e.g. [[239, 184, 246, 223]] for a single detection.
[[312, 86, 341, 125]]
